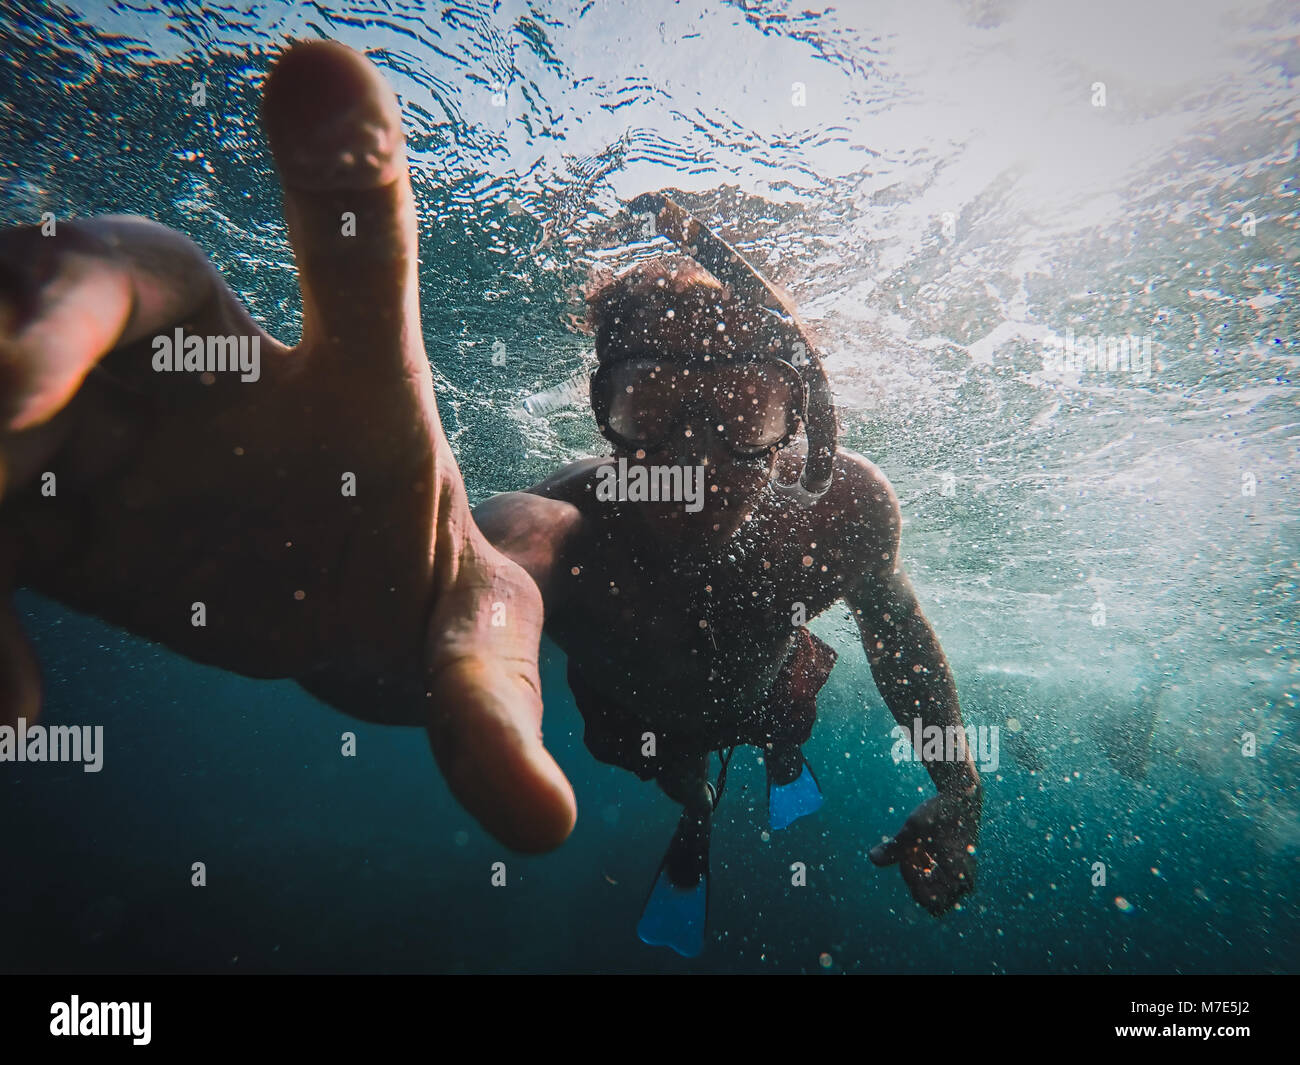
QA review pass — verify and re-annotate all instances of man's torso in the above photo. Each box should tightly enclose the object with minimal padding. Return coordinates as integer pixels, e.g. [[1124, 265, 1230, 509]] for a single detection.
[[534, 448, 891, 732]]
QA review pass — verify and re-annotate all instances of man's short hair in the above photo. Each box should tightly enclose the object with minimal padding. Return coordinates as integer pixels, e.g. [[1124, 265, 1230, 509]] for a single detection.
[[586, 254, 762, 365]]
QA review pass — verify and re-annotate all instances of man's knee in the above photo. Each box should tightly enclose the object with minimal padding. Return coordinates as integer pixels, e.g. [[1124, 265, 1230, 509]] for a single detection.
[[766, 742, 803, 786], [656, 753, 712, 814]]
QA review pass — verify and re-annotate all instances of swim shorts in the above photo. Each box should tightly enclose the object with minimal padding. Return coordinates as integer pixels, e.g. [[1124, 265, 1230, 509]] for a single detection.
[[566, 626, 838, 781]]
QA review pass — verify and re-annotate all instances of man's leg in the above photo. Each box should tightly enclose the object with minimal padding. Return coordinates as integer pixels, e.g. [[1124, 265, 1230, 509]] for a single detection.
[[765, 741, 803, 787], [656, 749, 713, 815], [655, 750, 714, 888]]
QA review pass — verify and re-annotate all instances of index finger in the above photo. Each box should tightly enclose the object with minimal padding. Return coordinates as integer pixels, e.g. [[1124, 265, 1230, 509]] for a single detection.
[[261, 41, 423, 366], [0, 224, 132, 433]]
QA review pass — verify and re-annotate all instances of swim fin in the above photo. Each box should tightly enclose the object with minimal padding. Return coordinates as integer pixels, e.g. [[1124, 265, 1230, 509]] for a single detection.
[[768, 756, 823, 831], [637, 808, 711, 958]]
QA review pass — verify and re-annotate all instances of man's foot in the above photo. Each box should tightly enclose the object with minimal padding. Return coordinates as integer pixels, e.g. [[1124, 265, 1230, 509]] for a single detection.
[[638, 805, 713, 957], [768, 752, 823, 830]]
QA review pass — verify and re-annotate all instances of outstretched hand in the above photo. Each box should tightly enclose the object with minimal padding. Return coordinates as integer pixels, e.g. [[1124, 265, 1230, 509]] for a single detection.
[[0, 40, 575, 852], [869, 785, 981, 915]]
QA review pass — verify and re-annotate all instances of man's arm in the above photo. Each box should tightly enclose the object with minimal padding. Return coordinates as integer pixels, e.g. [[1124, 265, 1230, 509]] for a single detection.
[[839, 457, 980, 914], [840, 462, 978, 795], [848, 564, 981, 797], [472, 488, 583, 615]]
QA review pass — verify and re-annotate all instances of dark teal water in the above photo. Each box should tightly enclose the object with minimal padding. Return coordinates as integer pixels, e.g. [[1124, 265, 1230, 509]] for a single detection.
[[1, 0, 1296, 973]]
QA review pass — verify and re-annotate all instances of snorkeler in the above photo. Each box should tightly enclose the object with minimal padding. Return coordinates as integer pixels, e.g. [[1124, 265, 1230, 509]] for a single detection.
[[473, 195, 983, 954], [0, 42, 981, 952]]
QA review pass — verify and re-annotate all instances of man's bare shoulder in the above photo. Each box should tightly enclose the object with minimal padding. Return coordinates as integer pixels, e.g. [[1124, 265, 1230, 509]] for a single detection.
[[474, 461, 596, 537], [828, 450, 899, 516], [472, 462, 610, 602], [523, 456, 612, 510], [472, 457, 612, 556], [821, 449, 902, 576]]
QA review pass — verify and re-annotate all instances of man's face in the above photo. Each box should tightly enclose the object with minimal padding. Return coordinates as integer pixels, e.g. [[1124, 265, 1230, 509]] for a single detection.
[[632, 405, 779, 547], [601, 292, 791, 547]]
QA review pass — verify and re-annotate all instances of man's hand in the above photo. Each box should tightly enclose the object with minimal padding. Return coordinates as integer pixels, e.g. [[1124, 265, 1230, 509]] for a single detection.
[[869, 784, 981, 915], [0, 40, 576, 852]]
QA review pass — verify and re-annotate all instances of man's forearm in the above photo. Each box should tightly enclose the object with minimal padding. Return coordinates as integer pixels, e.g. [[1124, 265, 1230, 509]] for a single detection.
[[864, 614, 980, 796]]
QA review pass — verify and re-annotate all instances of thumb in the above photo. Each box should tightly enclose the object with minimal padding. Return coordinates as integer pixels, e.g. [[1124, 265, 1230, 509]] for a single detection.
[[869, 834, 904, 867], [426, 655, 576, 854], [423, 535, 576, 853], [0, 549, 42, 729]]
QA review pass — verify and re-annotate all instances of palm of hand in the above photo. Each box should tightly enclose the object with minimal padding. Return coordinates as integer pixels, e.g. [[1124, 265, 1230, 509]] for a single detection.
[[870, 789, 981, 915]]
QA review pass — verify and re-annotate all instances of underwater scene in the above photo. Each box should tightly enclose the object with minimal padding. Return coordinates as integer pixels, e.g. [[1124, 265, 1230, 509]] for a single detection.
[[0, 0, 1296, 975]]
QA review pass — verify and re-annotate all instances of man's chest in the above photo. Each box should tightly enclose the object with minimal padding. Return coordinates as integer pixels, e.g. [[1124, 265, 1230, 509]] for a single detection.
[[551, 514, 859, 686]]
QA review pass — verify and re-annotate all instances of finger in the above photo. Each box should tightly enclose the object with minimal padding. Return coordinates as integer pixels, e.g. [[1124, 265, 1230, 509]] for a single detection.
[[948, 850, 977, 895], [0, 224, 132, 432], [0, 216, 274, 436], [902, 859, 948, 914], [0, 547, 41, 728], [0, 601, 40, 729], [423, 537, 576, 853], [261, 40, 421, 360], [904, 850, 970, 915], [869, 834, 903, 866], [426, 655, 577, 853]]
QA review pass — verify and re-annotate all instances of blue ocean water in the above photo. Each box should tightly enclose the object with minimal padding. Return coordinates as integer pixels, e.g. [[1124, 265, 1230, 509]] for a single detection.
[[0, 0, 1295, 973]]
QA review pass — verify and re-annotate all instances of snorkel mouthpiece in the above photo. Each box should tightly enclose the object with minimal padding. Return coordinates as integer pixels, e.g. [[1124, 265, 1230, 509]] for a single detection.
[[626, 193, 837, 499]]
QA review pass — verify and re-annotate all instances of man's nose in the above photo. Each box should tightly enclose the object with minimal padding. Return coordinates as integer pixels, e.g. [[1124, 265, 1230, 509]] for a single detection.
[[674, 413, 723, 465]]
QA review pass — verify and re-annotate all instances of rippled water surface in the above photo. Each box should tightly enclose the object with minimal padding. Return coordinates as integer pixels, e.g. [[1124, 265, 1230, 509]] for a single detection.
[[1, 0, 1296, 972]]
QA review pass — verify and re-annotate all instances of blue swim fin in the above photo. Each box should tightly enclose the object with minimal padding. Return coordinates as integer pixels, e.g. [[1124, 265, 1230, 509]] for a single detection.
[[768, 757, 823, 831], [637, 809, 711, 957], [637, 863, 708, 958]]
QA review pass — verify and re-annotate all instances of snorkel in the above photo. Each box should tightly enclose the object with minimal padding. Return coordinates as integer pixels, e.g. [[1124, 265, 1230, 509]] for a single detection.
[[625, 192, 838, 501]]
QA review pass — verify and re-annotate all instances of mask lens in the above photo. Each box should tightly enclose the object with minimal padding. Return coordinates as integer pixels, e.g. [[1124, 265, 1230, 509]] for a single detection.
[[599, 359, 801, 452], [603, 361, 686, 447], [708, 363, 799, 450]]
